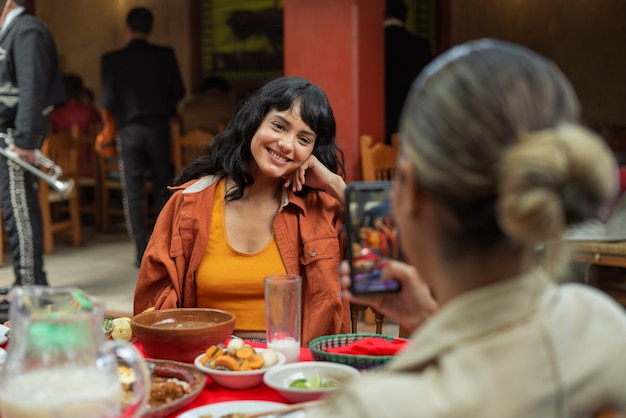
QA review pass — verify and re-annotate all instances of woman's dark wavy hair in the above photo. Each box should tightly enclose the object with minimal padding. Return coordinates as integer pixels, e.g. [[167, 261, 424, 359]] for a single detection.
[[174, 76, 344, 200]]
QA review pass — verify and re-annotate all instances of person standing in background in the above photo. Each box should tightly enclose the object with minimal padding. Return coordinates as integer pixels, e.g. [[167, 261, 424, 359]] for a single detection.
[[0, 0, 65, 302], [100, 6, 185, 267], [384, 0, 432, 144]]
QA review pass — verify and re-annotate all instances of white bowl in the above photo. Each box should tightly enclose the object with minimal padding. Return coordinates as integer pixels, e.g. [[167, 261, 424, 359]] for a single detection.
[[263, 361, 361, 403], [194, 348, 286, 389], [0, 324, 9, 345]]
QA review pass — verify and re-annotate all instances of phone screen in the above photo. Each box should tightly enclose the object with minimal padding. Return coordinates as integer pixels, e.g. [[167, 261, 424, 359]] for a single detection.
[[345, 181, 401, 295]]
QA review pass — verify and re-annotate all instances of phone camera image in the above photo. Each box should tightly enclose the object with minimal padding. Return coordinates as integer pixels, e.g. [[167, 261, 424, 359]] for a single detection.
[[346, 182, 401, 295]]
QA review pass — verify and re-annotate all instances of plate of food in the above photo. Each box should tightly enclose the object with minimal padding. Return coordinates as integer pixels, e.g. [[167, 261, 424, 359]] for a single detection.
[[177, 400, 306, 418], [194, 345, 285, 390], [119, 359, 206, 418]]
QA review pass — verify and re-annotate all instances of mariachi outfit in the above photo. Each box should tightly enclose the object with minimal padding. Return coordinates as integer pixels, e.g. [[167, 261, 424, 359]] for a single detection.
[[0, 7, 65, 287]]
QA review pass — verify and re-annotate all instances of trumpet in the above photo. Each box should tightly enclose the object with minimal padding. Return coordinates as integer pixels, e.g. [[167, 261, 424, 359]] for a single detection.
[[0, 133, 75, 199]]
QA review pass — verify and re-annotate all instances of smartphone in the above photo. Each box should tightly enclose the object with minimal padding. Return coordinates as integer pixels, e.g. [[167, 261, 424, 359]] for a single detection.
[[345, 181, 401, 295]]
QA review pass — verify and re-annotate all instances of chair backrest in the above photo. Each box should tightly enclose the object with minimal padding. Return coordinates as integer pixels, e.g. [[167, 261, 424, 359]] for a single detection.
[[98, 154, 121, 185], [69, 122, 101, 179], [41, 130, 79, 187], [360, 133, 398, 181], [95, 151, 124, 234], [96, 147, 155, 233], [39, 130, 81, 253], [172, 119, 215, 174], [355, 133, 403, 336]]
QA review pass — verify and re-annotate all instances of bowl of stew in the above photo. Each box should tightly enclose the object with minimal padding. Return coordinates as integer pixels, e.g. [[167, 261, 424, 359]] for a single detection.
[[132, 308, 236, 363]]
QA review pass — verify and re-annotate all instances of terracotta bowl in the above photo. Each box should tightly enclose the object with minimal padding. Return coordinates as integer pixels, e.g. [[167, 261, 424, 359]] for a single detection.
[[132, 308, 236, 363]]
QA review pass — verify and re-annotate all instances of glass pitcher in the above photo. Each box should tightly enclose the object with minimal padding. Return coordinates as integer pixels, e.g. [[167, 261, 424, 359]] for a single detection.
[[0, 286, 149, 418]]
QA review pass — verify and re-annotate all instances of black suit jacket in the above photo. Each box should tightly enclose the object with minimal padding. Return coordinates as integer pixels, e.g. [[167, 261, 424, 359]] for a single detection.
[[100, 39, 185, 128], [385, 25, 432, 142], [0, 11, 65, 149]]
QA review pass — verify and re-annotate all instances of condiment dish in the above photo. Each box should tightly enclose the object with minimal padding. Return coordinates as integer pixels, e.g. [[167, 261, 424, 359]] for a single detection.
[[263, 361, 360, 403]]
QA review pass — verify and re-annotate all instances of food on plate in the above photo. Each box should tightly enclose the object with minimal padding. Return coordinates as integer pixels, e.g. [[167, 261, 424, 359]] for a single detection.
[[118, 364, 136, 391], [288, 372, 339, 389], [149, 375, 191, 406], [226, 337, 245, 356], [261, 348, 279, 366], [111, 317, 133, 341], [152, 363, 197, 384], [103, 316, 134, 341], [198, 339, 280, 372], [119, 365, 138, 408], [119, 362, 195, 410]]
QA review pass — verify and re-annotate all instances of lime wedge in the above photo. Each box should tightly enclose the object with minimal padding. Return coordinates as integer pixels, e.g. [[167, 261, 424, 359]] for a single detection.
[[321, 379, 339, 388], [309, 373, 322, 389], [289, 379, 310, 389]]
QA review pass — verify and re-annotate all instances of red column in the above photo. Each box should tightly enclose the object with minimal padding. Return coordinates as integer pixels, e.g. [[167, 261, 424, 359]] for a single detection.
[[283, 0, 384, 182]]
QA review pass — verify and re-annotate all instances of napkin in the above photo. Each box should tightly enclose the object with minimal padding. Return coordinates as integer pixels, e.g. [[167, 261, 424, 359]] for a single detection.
[[325, 337, 408, 356]]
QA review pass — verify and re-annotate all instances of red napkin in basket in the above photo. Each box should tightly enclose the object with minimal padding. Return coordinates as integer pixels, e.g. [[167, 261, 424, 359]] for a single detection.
[[325, 337, 408, 356]]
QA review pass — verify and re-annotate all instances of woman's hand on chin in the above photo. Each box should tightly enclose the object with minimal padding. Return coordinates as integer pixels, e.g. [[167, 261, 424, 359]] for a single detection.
[[282, 155, 346, 204]]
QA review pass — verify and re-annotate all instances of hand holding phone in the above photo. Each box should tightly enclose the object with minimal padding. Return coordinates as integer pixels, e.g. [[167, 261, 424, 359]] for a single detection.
[[345, 181, 401, 295]]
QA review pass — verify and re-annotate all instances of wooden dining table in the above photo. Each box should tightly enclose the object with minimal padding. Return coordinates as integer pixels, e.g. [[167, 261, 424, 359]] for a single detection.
[[134, 340, 314, 417]]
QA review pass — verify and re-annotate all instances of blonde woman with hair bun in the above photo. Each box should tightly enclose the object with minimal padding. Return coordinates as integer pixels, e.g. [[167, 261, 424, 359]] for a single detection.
[[306, 39, 626, 418]]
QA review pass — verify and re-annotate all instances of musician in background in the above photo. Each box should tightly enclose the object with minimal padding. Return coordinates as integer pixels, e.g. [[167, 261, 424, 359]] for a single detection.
[[100, 6, 185, 267], [0, 0, 65, 303], [384, 0, 432, 144]]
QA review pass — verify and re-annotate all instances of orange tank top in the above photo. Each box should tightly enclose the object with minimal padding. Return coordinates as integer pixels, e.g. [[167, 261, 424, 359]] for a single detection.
[[195, 179, 286, 332]]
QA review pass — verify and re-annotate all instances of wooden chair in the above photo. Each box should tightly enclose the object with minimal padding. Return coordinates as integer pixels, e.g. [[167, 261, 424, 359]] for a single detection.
[[71, 122, 102, 229], [350, 304, 385, 334], [39, 130, 82, 254], [171, 119, 215, 174], [96, 153, 125, 234], [349, 304, 411, 337], [354, 133, 409, 337], [360, 133, 399, 181], [97, 151, 154, 234]]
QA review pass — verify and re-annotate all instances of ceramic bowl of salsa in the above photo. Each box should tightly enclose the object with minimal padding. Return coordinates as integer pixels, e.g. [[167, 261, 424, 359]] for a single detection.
[[132, 308, 236, 363]]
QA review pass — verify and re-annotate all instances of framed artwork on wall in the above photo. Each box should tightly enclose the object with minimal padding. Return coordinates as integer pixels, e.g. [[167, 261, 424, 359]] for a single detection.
[[191, 0, 283, 93]]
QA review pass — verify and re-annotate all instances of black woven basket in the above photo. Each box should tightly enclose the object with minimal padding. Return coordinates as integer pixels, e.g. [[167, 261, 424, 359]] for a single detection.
[[308, 333, 399, 370]]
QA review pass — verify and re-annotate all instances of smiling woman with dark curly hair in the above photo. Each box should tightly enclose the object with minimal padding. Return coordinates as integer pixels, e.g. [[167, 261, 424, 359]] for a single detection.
[[134, 76, 352, 345]]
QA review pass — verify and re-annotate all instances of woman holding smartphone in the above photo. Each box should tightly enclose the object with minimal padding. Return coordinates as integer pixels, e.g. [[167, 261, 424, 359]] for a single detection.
[[307, 39, 626, 417]]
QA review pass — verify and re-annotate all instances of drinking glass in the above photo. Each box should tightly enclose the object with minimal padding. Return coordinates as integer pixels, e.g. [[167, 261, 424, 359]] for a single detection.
[[265, 275, 302, 363]]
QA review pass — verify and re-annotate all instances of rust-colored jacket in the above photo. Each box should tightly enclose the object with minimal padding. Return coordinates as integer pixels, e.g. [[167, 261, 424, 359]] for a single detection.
[[134, 175, 351, 345]]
